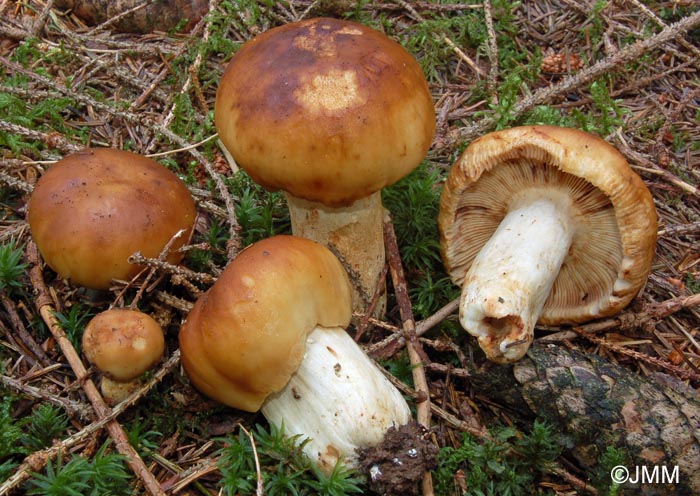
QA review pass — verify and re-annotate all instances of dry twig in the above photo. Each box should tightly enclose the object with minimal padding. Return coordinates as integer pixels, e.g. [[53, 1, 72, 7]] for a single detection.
[[367, 298, 460, 359], [383, 212, 435, 496], [25, 241, 166, 496], [393, 0, 486, 77], [0, 372, 91, 420], [0, 350, 180, 495], [448, 9, 700, 147]]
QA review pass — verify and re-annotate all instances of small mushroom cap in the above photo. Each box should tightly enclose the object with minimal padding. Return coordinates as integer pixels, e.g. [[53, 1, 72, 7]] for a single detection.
[[82, 308, 165, 382], [178, 235, 352, 412], [27, 149, 197, 290], [439, 125, 657, 324], [214, 17, 436, 207]]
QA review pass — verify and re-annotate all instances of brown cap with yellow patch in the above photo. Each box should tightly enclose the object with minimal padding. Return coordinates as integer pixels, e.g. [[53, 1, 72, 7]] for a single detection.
[[214, 17, 435, 207]]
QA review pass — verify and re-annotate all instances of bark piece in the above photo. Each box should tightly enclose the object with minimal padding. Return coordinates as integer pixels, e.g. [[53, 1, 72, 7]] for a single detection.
[[55, 0, 207, 33], [470, 344, 700, 495]]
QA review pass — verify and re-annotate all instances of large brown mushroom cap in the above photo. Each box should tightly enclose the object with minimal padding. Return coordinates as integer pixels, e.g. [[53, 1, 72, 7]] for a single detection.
[[27, 148, 197, 290], [178, 235, 352, 412], [214, 17, 436, 207], [82, 308, 165, 382], [439, 125, 657, 325]]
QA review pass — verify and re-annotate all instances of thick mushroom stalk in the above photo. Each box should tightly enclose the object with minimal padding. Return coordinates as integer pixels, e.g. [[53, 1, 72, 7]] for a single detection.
[[285, 193, 385, 311], [460, 193, 575, 362], [261, 325, 410, 472]]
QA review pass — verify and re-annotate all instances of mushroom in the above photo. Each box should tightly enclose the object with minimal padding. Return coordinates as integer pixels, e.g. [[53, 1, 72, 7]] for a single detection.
[[27, 148, 197, 290], [439, 126, 657, 363], [178, 235, 411, 473], [214, 17, 436, 315], [82, 308, 165, 405]]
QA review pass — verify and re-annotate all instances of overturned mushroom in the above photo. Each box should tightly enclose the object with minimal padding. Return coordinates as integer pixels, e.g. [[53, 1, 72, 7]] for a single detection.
[[82, 308, 165, 405], [179, 235, 411, 473], [54, 0, 208, 34], [214, 17, 436, 315], [27, 148, 197, 290], [439, 126, 657, 363]]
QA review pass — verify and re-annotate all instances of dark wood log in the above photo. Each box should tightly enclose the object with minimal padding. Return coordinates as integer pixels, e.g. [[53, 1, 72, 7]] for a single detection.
[[55, 0, 208, 33], [469, 344, 700, 495]]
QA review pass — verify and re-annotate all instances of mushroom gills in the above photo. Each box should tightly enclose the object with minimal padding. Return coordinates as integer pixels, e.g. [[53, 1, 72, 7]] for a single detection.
[[261, 325, 411, 474], [460, 190, 575, 362]]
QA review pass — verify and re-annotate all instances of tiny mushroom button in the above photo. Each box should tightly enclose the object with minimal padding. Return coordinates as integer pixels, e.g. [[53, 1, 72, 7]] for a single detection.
[[27, 149, 197, 290], [178, 235, 412, 474], [82, 308, 165, 405], [214, 17, 436, 315], [439, 126, 657, 363]]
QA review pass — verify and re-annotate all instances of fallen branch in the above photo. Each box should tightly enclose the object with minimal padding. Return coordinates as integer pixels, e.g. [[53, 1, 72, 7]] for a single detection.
[[0, 350, 180, 495], [470, 343, 700, 495], [128, 251, 215, 285], [574, 330, 700, 382], [0, 292, 52, 367], [382, 211, 435, 496], [0, 372, 91, 420], [367, 298, 459, 359], [393, 0, 486, 77], [446, 9, 700, 147], [539, 292, 700, 337], [25, 241, 166, 496]]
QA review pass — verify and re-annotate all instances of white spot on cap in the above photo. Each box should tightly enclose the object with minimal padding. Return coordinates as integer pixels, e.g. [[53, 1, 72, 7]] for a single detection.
[[132, 337, 147, 351]]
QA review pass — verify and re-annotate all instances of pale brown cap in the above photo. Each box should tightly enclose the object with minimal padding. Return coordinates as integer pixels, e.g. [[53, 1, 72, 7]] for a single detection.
[[439, 125, 657, 324], [214, 17, 436, 207], [27, 149, 197, 290], [178, 235, 352, 412], [82, 309, 165, 382]]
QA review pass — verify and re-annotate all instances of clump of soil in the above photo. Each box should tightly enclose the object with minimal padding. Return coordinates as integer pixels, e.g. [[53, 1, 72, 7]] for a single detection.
[[357, 421, 438, 496]]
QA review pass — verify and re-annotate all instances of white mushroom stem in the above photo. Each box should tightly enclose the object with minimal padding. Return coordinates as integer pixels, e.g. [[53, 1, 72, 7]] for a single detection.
[[261, 325, 411, 474], [460, 194, 575, 363], [285, 192, 386, 316]]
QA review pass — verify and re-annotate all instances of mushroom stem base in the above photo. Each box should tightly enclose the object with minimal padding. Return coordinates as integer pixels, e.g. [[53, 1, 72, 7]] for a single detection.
[[460, 195, 574, 363], [285, 192, 386, 317], [261, 326, 411, 474], [100, 377, 142, 406]]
